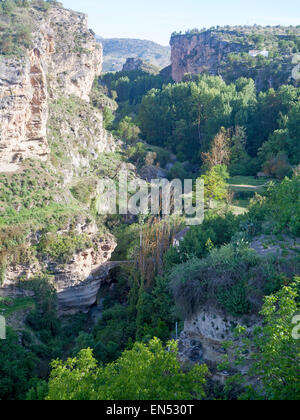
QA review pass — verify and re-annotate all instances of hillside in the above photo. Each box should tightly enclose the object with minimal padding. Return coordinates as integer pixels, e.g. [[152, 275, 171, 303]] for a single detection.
[[98, 37, 171, 72], [170, 26, 300, 90]]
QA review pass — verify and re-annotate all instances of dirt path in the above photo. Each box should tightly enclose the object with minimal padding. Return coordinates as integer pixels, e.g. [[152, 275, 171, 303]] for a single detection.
[[229, 182, 268, 189]]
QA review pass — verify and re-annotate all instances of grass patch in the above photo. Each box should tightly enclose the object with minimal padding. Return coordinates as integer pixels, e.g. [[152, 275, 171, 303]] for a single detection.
[[228, 176, 271, 210], [0, 297, 35, 317], [228, 176, 269, 188], [0, 203, 83, 229]]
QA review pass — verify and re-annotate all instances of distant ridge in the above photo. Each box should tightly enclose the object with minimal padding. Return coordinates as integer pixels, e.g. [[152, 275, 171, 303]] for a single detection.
[[97, 37, 171, 72]]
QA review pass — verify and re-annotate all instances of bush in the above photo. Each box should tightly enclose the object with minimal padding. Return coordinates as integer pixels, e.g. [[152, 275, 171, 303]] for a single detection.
[[248, 175, 300, 235], [0, 329, 37, 400], [164, 212, 240, 269], [217, 281, 251, 316], [170, 244, 260, 319]]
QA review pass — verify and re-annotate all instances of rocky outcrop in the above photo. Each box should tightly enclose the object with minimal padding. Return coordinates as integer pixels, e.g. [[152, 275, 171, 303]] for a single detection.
[[44, 8, 102, 101], [170, 32, 243, 82], [0, 54, 49, 171], [122, 57, 145, 72], [53, 233, 117, 315], [139, 165, 168, 182], [0, 222, 117, 315], [0, 6, 102, 172], [122, 57, 160, 74], [170, 29, 298, 89], [178, 307, 259, 383]]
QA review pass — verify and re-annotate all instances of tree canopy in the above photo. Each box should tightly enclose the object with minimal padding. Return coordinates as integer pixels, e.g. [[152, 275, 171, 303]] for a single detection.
[[46, 338, 208, 400]]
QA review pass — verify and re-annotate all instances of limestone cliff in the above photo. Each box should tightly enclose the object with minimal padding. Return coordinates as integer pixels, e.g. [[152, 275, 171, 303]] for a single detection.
[[0, 5, 122, 315], [170, 28, 300, 90], [0, 6, 102, 172], [170, 31, 243, 82], [178, 306, 259, 384], [0, 219, 117, 315]]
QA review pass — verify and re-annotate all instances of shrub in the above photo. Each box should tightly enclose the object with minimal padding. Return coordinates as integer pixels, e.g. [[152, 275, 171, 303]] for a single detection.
[[164, 212, 240, 268], [170, 244, 260, 319], [217, 281, 251, 316], [37, 233, 93, 263]]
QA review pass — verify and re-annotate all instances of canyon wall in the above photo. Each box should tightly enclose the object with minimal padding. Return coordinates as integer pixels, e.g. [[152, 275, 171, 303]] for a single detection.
[[170, 32, 243, 82], [0, 6, 121, 314], [0, 7, 102, 172], [0, 220, 117, 315], [170, 30, 299, 90], [178, 306, 259, 384]]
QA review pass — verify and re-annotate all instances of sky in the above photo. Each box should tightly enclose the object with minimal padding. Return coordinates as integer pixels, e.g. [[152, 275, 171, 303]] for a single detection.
[[62, 0, 300, 46]]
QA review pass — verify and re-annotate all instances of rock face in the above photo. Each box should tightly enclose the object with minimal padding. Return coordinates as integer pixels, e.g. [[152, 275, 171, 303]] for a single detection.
[[178, 307, 259, 383], [54, 234, 117, 315], [0, 55, 49, 171], [122, 57, 144, 72], [0, 7, 102, 172], [170, 29, 298, 89], [170, 32, 242, 82], [0, 222, 117, 315]]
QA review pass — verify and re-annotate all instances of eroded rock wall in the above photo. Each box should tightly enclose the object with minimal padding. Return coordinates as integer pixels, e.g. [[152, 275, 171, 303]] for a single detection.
[[0, 7, 102, 172], [178, 306, 259, 383], [170, 33, 242, 82], [0, 221, 117, 315]]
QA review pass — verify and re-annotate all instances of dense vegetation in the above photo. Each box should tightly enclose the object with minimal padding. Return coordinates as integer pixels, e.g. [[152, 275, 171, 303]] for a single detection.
[[46, 338, 208, 400], [139, 76, 300, 169], [0, 277, 88, 400], [16, 175, 298, 400], [99, 68, 300, 180]]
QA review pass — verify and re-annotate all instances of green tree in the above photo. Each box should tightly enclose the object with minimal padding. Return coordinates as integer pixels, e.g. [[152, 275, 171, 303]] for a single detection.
[[201, 164, 229, 208], [229, 126, 254, 176], [116, 116, 140, 142], [1, 0, 16, 13], [0, 329, 37, 400], [46, 338, 208, 400], [139, 76, 237, 162], [238, 279, 300, 400]]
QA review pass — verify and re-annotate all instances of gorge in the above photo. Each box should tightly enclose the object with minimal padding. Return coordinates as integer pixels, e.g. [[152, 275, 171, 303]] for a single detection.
[[0, 0, 299, 402]]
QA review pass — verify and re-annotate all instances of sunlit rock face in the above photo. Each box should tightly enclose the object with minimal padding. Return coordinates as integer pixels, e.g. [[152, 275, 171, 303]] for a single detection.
[[0, 7, 102, 172], [170, 32, 242, 82]]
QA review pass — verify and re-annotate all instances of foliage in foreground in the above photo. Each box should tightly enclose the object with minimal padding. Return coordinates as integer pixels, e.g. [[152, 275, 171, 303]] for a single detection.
[[224, 279, 300, 400], [46, 338, 208, 400]]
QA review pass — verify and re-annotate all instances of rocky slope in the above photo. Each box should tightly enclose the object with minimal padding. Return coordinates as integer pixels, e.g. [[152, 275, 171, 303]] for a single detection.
[[122, 57, 160, 74], [0, 219, 117, 315], [0, 6, 102, 172], [0, 4, 122, 315], [170, 27, 300, 90], [178, 306, 259, 383]]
